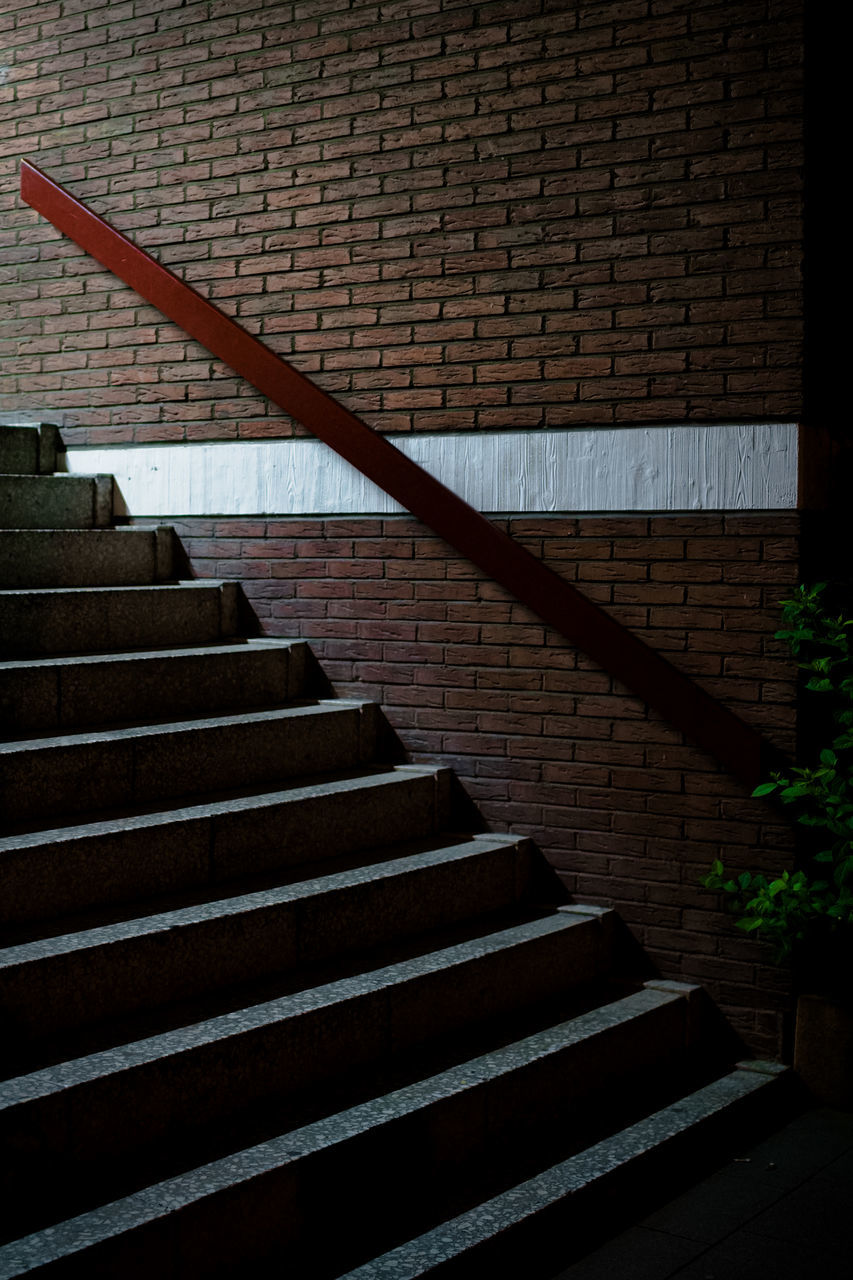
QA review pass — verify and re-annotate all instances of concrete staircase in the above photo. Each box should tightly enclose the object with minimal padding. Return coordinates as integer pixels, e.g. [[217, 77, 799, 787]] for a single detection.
[[0, 424, 791, 1279]]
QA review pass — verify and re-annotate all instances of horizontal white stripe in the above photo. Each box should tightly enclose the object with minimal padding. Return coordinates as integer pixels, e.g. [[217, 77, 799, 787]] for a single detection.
[[63, 424, 798, 516]]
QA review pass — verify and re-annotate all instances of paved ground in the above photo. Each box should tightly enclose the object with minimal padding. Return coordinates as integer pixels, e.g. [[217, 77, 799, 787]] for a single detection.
[[549, 1107, 853, 1280]]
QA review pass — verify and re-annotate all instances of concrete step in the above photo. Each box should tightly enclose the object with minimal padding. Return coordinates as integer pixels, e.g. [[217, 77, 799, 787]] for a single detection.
[[0, 982, 701, 1275], [0, 462, 769, 1280], [0, 473, 112, 529], [0, 835, 543, 1042], [0, 424, 59, 476], [339, 1062, 791, 1280], [0, 527, 175, 588], [0, 427, 39, 476], [0, 912, 616, 1240], [0, 766, 453, 926], [0, 639, 312, 738], [0, 700, 381, 824], [0, 581, 240, 658]]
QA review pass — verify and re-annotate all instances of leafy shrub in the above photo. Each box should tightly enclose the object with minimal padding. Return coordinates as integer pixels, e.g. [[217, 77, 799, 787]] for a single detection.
[[702, 584, 853, 960]]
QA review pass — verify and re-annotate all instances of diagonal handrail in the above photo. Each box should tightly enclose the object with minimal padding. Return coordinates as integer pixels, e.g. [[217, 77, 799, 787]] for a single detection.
[[20, 158, 783, 788]]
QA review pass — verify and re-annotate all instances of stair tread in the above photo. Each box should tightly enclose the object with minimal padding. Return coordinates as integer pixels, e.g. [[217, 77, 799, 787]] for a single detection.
[[336, 1063, 790, 1280], [0, 638, 301, 672], [0, 764, 440, 848], [0, 983, 688, 1275], [0, 698, 371, 753], [0, 580, 224, 596], [0, 526, 155, 534], [1, 911, 596, 1106], [0, 834, 522, 968], [0, 462, 779, 1277], [0, 475, 97, 487], [4, 823, 490, 940], [0, 637, 312, 739]]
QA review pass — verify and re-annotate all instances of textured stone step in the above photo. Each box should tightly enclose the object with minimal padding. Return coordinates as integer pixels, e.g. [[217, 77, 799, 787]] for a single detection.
[[0, 639, 311, 738], [0, 427, 38, 476], [0, 453, 769, 1280], [0, 914, 614, 1239], [0, 766, 453, 926], [0, 473, 112, 530], [338, 1062, 791, 1280], [0, 424, 58, 476], [0, 983, 694, 1277], [0, 427, 37, 476], [0, 527, 175, 588], [0, 582, 239, 658], [0, 699, 380, 824], [0, 835, 538, 1041]]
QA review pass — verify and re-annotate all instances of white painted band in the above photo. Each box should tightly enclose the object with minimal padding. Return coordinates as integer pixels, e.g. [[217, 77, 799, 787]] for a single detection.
[[63, 423, 798, 517]]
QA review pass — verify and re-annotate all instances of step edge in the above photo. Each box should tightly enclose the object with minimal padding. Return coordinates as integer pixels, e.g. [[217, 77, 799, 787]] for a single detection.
[[0, 766, 442, 852], [0, 699, 372, 755], [0, 638, 306, 672], [0, 911, 598, 1112], [0, 989, 684, 1277], [336, 1063, 791, 1280], [0, 836, 523, 969]]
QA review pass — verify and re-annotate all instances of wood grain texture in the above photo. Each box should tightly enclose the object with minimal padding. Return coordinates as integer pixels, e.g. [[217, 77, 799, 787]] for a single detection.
[[65, 425, 798, 517]]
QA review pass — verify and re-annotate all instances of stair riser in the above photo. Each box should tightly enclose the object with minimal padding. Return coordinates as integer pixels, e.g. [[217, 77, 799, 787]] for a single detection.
[[0, 995, 686, 1275], [0, 474, 112, 530], [339, 1068, 792, 1280], [0, 642, 309, 737], [0, 529, 174, 589], [0, 425, 59, 476], [0, 428, 39, 475], [209, 770, 453, 883], [0, 920, 613, 1223], [0, 702, 379, 823], [0, 584, 239, 658], [270, 1006, 693, 1279], [0, 771, 451, 926], [0, 841, 533, 1039]]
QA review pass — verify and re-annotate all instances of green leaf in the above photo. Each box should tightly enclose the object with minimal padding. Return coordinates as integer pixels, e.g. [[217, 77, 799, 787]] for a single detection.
[[698, 584, 853, 955], [736, 918, 765, 933]]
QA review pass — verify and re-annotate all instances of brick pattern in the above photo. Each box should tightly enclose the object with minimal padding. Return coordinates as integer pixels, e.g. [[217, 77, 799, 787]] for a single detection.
[[1, 0, 804, 443], [159, 510, 801, 1056]]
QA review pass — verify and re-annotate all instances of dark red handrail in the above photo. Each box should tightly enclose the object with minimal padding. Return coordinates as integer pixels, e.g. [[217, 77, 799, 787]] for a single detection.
[[20, 158, 781, 788]]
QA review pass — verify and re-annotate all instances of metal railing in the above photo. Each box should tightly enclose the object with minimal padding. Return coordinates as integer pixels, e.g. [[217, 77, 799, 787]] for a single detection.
[[20, 158, 781, 788]]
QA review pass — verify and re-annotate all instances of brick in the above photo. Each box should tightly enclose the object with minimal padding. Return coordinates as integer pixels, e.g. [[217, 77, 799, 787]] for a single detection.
[[3, 0, 803, 1054]]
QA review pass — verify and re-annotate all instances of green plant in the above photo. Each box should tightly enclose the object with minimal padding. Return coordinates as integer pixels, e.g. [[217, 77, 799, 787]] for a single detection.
[[702, 583, 853, 960]]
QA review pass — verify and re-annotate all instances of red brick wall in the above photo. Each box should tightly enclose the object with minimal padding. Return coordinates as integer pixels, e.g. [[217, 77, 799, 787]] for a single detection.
[[1, 0, 804, 442], [4, 0, 806, 1056], [164, 510, 801, 1056]]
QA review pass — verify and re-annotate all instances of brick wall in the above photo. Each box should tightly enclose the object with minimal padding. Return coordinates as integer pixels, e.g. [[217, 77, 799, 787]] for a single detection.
[[1, 0, 804, 442], [160, 510, 801, 1056], [4, 0, 806, 1056]]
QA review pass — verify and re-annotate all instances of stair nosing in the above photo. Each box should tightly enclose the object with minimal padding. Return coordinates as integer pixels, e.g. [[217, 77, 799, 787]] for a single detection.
[[336, 1064, 790, 1280], [0, 638, 303, 672], [0, 765, 442, 851], [0, 835, 520, 969], [0, 699, 371, 754], [0, 986, 693, 1277], [0, 582, 228, 597], [0, 911, 597, 1111]]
